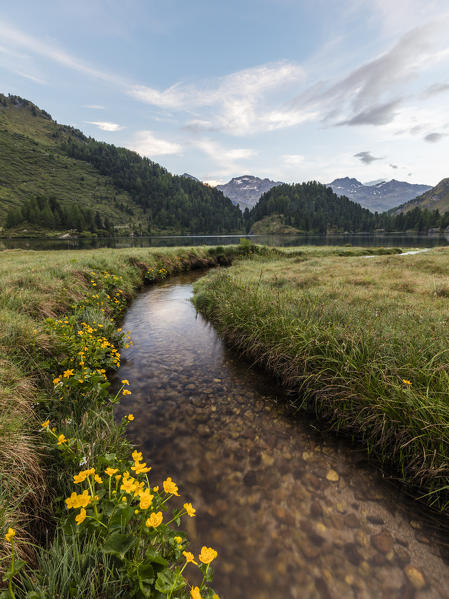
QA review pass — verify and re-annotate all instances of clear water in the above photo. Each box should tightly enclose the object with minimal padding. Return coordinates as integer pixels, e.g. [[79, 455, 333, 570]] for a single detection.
[[2, 232, 449, 251], [115, 271, 449, 599]]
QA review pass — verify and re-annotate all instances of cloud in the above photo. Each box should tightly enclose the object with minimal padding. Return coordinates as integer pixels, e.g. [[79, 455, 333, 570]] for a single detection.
[[130, 131, 183, 156], [87, 121, 124, 132], [354, 151, 383, 164], [84, 104, 105, 109], [282, 154, 305, 167], [191, 138, 256, 176], [293, 15, 449, 128], [0, 19, 124, 86], [340, 100, 400, 126], [424, 132, 446, 143], [129, 61, 307, 135], [423, 82, 449, 97], [390, 163, 398, 169]]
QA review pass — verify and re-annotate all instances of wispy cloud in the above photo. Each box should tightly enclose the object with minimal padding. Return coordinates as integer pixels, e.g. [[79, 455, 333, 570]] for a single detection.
[[86, 121, 124, 132], [191, 138, 256, 176], [423, 82, 449, 98], [292, 15, 449, 128], [354, 151, 383, 164], [130, 130, 183, 157], [0, 19, 124, 85], [129, 61, 307, 135], [84, 104, 105, 109]]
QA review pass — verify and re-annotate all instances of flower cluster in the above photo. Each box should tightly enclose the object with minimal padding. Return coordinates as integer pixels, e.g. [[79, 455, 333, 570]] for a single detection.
[[145, 266, 168, 282], [61, 449, 218, 597]]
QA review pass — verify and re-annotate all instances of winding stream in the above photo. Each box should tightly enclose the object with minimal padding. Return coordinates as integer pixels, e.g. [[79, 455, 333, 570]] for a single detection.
[[115, 271, 449, 599]]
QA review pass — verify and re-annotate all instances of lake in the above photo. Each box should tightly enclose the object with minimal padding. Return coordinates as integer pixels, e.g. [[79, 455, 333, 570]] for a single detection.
[[1, 232, 449, 251]]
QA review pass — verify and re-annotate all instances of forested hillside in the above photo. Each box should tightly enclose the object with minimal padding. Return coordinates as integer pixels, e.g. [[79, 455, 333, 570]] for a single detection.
[[245, 181, 449, 233], [0, 94, 242, 235]]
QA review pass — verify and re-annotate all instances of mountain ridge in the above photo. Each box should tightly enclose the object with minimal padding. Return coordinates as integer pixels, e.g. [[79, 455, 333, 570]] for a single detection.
[[327, 177, 432, 212], [217, 175, 283, 211]]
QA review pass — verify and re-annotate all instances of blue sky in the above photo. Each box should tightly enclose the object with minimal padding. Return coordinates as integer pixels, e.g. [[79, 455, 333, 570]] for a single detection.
[[1, 0, 449, 186]]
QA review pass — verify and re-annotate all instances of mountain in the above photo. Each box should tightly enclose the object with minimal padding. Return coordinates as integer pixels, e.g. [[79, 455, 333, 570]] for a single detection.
[[246, 181, 377, 234], [181, 173, 200, 182], [217, 175, 283, 211], [389, 178, 449, 215], [0, 94, 242, 235], [328, 177, 432, 213]]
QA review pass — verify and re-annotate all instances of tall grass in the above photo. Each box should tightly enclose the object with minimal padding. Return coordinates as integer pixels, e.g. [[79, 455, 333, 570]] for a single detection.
[[193, 247, 449, 509]]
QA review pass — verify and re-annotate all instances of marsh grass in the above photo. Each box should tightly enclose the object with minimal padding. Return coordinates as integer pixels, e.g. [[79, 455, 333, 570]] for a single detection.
[[194, 247, 449, 508]]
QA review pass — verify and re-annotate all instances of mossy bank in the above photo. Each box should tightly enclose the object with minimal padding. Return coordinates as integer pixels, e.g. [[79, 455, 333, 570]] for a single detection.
[[193, 247, 449, 510]]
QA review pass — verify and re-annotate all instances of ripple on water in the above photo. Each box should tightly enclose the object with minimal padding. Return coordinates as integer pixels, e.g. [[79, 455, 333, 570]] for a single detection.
[[114, 272, 449, 599]]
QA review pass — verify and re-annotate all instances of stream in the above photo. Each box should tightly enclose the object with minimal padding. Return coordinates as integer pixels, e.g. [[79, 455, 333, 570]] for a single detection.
[[115, 270, 449, 599]]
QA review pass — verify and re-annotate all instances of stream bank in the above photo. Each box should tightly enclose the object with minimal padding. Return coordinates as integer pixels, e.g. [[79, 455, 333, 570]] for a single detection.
[[116, 271, 449, 599]]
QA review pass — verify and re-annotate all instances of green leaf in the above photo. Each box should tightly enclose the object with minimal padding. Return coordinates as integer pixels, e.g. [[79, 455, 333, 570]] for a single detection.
[[144, 549, 169, 568], [103, 532, 136, 560], [138, 563, 155, 583], [109, 504, 134, 530], [137, 563, 155, 597], [155, 569, 185, 594]]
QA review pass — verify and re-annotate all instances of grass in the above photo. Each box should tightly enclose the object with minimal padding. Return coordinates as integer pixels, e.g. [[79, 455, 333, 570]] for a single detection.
[[0, 244, 253, 595], [193, 246, 449, 509]]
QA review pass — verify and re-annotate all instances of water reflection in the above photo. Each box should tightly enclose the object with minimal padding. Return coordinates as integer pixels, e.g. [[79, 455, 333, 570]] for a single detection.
[[115, 272, 449, 599], [1, 232, 449, 251]]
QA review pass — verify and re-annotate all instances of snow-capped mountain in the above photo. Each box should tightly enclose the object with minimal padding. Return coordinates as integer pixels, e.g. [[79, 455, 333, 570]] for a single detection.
[[217, 175, 284, 211], [328, 177, 432, 212]]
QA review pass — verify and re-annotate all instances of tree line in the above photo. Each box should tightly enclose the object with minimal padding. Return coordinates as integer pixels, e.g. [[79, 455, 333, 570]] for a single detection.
[[5, 196, 114, 233]]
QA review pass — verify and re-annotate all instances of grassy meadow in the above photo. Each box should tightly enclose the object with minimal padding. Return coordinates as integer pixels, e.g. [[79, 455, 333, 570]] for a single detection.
[[193, 246, 449, 509]]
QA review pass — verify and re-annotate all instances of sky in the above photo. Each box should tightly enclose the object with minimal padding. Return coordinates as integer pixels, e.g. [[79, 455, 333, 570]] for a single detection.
[[1, 0, 449, 186]]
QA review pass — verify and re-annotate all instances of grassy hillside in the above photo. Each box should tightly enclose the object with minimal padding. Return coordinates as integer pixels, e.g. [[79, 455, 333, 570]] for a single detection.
[[390, 178, 449, 216], [0, 94, 243, 235], [0, 97, 139, 228]]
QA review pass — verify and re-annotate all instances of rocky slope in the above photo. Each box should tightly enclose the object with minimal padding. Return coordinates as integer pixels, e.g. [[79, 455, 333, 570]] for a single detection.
[[217, 175, 283, 211], [328, 177, 432, 213]]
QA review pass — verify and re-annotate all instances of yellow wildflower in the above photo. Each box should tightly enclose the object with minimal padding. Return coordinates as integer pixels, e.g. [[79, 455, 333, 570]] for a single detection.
[[163, 477, 179, 496], [153, 486, 159, 492], [94, 474, 103, 484], [123, 389, 132, 396], [53, 377, 61, 385], [402, 379, 412, 385], [78, 490, 92, 508], [199, 546, 217, 564], [121, 379, 130, 385], [145, 512, 163, 528], [121, 477, 136, 494], [127, 414, 134, 421], [57, 434, 68, 445], [5, 528, 15, 542], [139, 489, 154, 510], [184, 503, 196, 517], [174, 536, 182, 544], [132, 450, 143, 462], [63, 369, 74, 378], [132, 462, 151, 475], [105, 467, 118, 477], [183, 551, 198, 565], [75, 508, 86, 525], [191, 587, 202, 599], [65, 492, 78, 509], [41, 420, 50, 428]]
